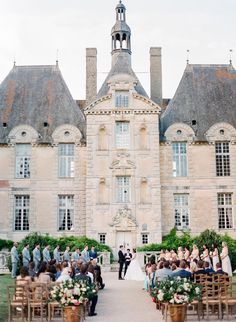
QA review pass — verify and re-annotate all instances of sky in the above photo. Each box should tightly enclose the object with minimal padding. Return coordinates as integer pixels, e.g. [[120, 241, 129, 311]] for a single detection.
[[0, 0, 235, 100]]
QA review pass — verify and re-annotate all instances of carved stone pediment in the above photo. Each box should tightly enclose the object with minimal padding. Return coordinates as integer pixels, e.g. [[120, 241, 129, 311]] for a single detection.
[[110, 206, 138, 229], [110, 152, 136, 169]]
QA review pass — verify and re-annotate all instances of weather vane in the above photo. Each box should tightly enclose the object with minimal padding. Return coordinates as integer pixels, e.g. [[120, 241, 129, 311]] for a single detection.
[[186, 49, 190, 64]]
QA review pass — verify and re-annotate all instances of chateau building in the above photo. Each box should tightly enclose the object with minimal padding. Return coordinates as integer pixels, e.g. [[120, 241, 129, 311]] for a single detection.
[[0, 1, 236, 254]]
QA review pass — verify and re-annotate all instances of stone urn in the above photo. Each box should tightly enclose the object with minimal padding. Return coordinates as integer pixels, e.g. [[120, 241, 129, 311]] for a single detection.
[[169, 304, 187, 322], [64, 305, 85, 322]]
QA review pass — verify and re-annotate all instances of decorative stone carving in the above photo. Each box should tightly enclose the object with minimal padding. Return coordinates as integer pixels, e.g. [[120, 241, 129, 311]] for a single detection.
[[205, 122, 236, 144], [52, 124, 82, 144], [110, 206, 138, 228], [110, 152, 136, 169], [164, 123, 195, 143], [8, 125, 39, 144]]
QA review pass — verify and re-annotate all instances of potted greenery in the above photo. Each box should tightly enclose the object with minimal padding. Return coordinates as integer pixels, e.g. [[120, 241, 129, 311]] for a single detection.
[[154, 277, 201, 322], [50, 279, 97, 322]]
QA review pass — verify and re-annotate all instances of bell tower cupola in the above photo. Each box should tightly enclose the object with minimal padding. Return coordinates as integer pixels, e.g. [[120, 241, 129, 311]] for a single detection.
[[111, 1, 131, 66]]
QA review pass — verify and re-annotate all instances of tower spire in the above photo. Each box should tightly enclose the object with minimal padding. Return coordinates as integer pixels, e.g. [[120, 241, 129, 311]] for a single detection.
[[111, 1, 131, 66]]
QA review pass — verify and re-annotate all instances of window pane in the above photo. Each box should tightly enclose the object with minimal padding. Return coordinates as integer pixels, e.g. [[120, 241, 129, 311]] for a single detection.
[[58, 195, 74, 231], [14, 195, 30, 231], [58, 144, 75, 177], [172, 143, 187, 177], [115, 91, 129, 107], [15, 144, 31, 178], [215, 142, 230, 176], [116, 122, 130, 149], [116, 176, 130, 203], [218, 193, 233, 229], [174, 194, 189, 230]]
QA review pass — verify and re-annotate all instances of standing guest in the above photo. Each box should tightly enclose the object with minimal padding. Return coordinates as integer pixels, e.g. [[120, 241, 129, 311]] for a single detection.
[[89, 246, 97, 259], [170, 249, 177, 262], [191, 244, 199, 261], [118, 245, 125, 280], [211, 243, 220, 272], [158, 249, 165, 261], [71, 248, 81, 261], [43, 244, 51, 263], [63, 246, 71, 262], [201, 244, 211, 267], [33, 244, 41, 272], [178, 247, 184, 261], [11, 242, 19, 279], [53, 245, 61, 263], [220, 241, 232, 276], [92, 259, 105, 289], [149, 263, 157, 289], [124, 249, 132, 276], [144, 263, 152, 291], [165, 249, 171, 261], [81, 245, 90, 263], [22, 244, 31, 268]]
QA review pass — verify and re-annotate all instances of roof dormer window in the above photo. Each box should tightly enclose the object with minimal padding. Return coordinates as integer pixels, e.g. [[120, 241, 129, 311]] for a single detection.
[[115, 91, 129, 107]]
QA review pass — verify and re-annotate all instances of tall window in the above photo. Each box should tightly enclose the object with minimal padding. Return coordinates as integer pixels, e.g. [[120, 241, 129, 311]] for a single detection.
[[215, 142, 230, 176], [14, 195, 30, 231], [115, 91, 129, 107], [58, 144, 74, 177], [58, 195, 74, 231], [15, 144, 31, 178], [116, 122, 130, 149], [218, 193, 233, 229], [116, 176, 130, 203], [99, 234, 106, 244], [141, 233, 149, 244], [174, 194, 189, 229], [172, 143, 187, 177]]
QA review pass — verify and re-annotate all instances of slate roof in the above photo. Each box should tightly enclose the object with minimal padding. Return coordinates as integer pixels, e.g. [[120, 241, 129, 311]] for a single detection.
[[0, 64, 85, 143], [97, 52, 148, 98], [160, 64, 236, 141]]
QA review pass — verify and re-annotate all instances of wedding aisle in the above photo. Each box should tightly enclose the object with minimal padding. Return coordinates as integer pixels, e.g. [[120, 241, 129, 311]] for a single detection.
[[86, 271, 159, 322]]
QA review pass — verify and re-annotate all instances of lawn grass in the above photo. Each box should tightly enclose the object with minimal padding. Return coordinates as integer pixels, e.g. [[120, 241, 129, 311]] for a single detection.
[[0, 274, 14, 322]]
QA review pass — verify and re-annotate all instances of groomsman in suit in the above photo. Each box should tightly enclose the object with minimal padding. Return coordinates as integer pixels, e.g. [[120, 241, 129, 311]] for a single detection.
[[11, 242, 19, 278], [63, 246, 71, 262], [81, 245, 90, 263], [89, 246, 97, 259], [124, 249, 132, 276], [53, 245, 61, 263], [71, 248, 81, 261], [22, 244, 31, 268], [118, 245, 125, 280], [43, 244, 51, 263], [33, 244, 41, 272]]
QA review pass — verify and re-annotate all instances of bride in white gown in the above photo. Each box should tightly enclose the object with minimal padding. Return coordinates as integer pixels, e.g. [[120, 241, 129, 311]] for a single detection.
[[125, 248, 145, 281]]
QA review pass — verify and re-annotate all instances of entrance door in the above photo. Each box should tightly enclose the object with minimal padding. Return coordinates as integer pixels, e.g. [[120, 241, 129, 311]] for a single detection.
[[116, 231, 132, 254]]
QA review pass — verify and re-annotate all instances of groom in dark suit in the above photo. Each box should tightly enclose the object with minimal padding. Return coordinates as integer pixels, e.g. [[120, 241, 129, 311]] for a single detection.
[[118, 245, 125, 280]]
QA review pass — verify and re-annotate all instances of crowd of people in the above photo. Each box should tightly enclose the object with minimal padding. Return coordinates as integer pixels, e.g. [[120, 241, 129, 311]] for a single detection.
[[143, 241, 232, 291], [10, 243, 105, 317]]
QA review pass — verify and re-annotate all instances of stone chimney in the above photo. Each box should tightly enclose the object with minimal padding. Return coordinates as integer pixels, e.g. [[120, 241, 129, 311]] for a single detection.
[[150, 47, 162, 106], [86, 48, 97, 105]]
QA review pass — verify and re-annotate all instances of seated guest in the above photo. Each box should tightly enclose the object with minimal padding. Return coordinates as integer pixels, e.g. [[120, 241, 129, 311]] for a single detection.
[[204, 261, 214, 275], [75, 263, 98, 316], [156, 261, 173, 282], [35, 261, 51, 283], [16, 266, 32, 286], [194, 260, 206, 275], [172, 260, 192, 279], [190, 261, 197, 274], [55, 263, 62, 280], [56, 267, 72, 282], [28, 261, 36, 281], [212, 262, 228, 276]]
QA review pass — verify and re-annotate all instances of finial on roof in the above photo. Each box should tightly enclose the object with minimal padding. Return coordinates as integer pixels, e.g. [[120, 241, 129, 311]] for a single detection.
[[56, 49, 59, 66], [186, 49, 190, 64], [13, 60, 16, 67], [229, 49, 233, 65]]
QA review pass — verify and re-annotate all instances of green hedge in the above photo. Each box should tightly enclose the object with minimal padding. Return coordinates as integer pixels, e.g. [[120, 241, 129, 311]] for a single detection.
[[138, 228, 236, 271], [0, 239, 13, 251]]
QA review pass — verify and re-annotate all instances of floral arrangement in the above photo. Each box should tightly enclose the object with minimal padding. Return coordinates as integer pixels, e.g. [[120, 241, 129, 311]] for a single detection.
[[154, 277, 201, 304], [50, 279, 97, 307]]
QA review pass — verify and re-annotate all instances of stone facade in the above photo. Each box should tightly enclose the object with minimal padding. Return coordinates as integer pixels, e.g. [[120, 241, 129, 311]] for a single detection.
[[0, 1, 236, 254]]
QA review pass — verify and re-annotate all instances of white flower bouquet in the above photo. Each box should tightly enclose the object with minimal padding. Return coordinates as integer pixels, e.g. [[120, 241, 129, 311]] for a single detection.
[[153, 277, 201, 304], [50, 279, 97, 307]]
